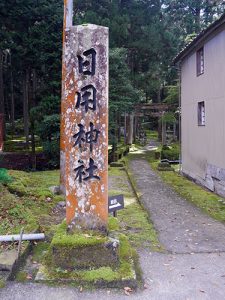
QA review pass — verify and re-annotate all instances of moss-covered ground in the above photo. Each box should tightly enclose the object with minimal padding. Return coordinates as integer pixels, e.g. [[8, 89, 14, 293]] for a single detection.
[[155, 169, 225, 222], [108, 166, 162, 251], [3, 135, 42, 153], [36, 233, 136, 288], [0, 169, 63, 236]]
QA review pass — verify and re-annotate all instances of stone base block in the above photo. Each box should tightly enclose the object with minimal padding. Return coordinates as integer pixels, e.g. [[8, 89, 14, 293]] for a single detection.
[[36, 227, 137, 289], [0, 250, 18, 271], [214, 180, 225, 198], [46, 222, 119, 270]]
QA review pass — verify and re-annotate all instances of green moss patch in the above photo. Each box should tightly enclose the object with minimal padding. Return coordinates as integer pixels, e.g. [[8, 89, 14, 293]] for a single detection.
[[155, 170, 225, 222], [36, 234, 136, 288], [15, 271, 28, 282], [0, 169, 61, 235], [0, 168, 12, 184], [108, 216, 120, 231], [108, 160, 162, 251], [0, 278, 6, 288], [118, 203, 163, 251], [51, 221, 107, 248], [32, 242, 50, 262]]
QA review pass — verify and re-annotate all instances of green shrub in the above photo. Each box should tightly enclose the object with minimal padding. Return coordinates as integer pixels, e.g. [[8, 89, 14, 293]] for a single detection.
[[0, 168, 12, 184], [161, 144, 179, 161], [36, 114, 60, 168], [42, 139, 60, 168]]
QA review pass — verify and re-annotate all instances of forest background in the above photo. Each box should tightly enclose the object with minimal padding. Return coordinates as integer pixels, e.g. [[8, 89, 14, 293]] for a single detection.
[[0, 0, 225, 167]]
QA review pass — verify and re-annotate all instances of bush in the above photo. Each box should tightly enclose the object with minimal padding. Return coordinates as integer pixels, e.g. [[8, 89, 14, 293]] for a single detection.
[[42, 139, 60, 168], [36, 114, 60, 168], [161, 144, 179, 161], [0, 168, 12, 184]]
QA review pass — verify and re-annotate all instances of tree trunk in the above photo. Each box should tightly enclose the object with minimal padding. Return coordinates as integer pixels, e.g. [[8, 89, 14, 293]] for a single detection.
[[158, 118, 162, 141], [194, 4, 201, 33], [127, 114, 134, 145], [10, 68, 15, 137], [23, 70, 30, 149], [124, 112, 127, 144], [162, 120, 166, 146], [30, 120, 36, 170], [0, 50, 5, 149], [31, 68, 37, 107], [0, 50, 4, 116], [133, 116, 137, 143], [173, 121, 176, 141], [117, 111, 121, 143]]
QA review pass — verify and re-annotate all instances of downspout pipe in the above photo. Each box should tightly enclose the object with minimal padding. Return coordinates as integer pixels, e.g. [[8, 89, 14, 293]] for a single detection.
[[0, 233, 45, 242], [177, 63, 182, 174]]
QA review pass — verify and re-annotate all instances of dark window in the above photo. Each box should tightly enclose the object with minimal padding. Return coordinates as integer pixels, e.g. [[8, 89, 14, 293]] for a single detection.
[[197, 47, 204, 76], [198, 101, 205, 126]]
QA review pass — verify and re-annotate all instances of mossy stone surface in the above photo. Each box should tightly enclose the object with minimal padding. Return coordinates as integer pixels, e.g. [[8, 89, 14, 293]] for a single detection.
[[36, 234, 137, 288], [46, 221, 119, 270]]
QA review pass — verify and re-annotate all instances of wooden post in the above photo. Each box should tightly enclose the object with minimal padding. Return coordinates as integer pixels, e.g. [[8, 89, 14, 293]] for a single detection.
[[60, 2, 109, 232]]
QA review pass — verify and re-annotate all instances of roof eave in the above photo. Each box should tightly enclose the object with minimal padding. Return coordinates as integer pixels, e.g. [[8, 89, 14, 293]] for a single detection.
[[173, 13, 225, 65]]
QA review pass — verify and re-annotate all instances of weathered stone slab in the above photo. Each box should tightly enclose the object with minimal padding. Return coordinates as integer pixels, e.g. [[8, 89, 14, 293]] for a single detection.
[[214, 180, 225, 198], [207, 163, 225, 181], [0, 250, 17, 271], [51, 237, 119, 270], [61, 23, 109, 231], [49, 185, 60, 195]]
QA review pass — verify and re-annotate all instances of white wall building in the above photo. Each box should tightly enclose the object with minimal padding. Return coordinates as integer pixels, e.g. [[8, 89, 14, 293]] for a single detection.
[[174, 14, 225, 197]]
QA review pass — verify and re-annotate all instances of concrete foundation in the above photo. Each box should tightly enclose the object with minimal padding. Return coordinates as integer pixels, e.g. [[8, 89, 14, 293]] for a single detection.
[[182, 163, 225, 198]]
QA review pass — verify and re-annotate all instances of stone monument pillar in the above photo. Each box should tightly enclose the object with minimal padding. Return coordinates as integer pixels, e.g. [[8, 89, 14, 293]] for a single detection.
[[0, 114, 4, 152], [60, 1, 109, 232]]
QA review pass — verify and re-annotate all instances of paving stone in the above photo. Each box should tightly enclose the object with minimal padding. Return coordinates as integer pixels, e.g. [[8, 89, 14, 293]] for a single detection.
[[0, 250, 18, 271]]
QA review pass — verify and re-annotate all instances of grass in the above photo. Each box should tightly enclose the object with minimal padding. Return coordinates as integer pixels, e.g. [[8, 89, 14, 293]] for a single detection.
[[156, 170, 225, 222], [146, 129, 158, 140], [0, 169, 62, 235], [15, 271, 28, 282], [4, 135, 43, 153], [40, 233, 135, 285], [118, 203, 163, 251], [0, 279, 6, 288], [0, 153, 162, 253], [0, 168, 13, 184], [109, 164, 163, 251], [51, 221, 107, 248]]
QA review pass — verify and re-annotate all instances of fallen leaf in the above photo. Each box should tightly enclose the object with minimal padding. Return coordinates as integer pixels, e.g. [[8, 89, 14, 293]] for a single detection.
[[124, 287, 133, 293], [124, 290, 130, 296], [83, 234, 91, 238]]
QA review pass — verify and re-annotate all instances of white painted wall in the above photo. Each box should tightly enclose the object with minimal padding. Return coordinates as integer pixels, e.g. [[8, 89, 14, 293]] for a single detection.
[[181, 27, 225, 182]]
